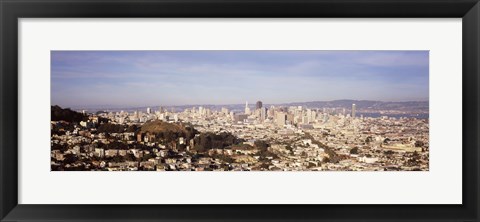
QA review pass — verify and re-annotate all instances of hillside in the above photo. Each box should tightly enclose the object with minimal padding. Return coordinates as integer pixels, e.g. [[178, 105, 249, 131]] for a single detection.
[[140, 120, 189, 134], [51, 105, 88, 123]]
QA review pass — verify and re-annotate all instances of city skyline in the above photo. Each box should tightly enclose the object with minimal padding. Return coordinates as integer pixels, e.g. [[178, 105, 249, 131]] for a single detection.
[[57, 99, 429, 111], [51, 50, 429, 108], [51, 50, 429, 171]]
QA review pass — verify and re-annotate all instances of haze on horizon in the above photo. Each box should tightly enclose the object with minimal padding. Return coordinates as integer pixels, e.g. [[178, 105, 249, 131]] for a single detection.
[[51, 50, 429, 108]]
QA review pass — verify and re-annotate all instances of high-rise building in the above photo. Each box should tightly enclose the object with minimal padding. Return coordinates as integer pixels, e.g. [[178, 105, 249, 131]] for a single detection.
[[306, 109, 312, 123], [147, 107, 151, 114], [221, 107, 229, 115], [276, 113, 286, 127], [260, 107, 267, 122], [256, 101, 263, 110], [302, 115, 308, 124], [134, 111, 139, 119], [268, 106, 275, 117], [245, 101, 251, 115], [234, 114, 248, 123], [352, 103, 356, 118]]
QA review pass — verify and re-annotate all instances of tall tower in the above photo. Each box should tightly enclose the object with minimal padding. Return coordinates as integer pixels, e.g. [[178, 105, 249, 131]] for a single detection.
[[256, 101, 263, 110], [245, 101, 251, 115], [260, 107, 267, 122], [351, 104, 356, 118]]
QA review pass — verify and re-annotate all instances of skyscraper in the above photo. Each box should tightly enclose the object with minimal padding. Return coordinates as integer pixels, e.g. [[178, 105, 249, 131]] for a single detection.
[[245, 101, 251, 115], [306, 109, 312, 123], [352, 104, 356, 118], [260, 107, 267, 122], [276, 113, 286, 127], [256, 101, 263, 110]]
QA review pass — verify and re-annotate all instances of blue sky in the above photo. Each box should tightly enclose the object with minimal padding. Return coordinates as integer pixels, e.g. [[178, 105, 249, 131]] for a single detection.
[[51, 50, 429, 108]]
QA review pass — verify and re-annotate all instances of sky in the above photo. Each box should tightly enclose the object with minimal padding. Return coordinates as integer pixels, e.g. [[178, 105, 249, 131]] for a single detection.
[[51, 50, 429, 108]]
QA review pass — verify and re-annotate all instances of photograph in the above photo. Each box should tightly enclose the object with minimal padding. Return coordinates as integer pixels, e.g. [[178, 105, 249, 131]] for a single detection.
[[50, 50, 429, 171], [3, 0, 477, 220]]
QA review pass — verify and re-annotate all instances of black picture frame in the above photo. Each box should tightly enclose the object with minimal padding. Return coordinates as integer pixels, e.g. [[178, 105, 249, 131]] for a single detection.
[[1, 0, 479, 221]]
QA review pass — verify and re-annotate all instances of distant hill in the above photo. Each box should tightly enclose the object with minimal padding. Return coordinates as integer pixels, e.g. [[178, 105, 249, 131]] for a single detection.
[[51, 105, 88, 123], [278, 100, 428, 111]]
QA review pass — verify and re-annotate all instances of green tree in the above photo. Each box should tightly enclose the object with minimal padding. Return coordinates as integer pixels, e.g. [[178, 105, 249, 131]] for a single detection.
[[350, 147, 359, 154]]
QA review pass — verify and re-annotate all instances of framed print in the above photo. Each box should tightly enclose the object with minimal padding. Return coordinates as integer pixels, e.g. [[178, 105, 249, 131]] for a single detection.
[[1, 0, 479, 221]]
